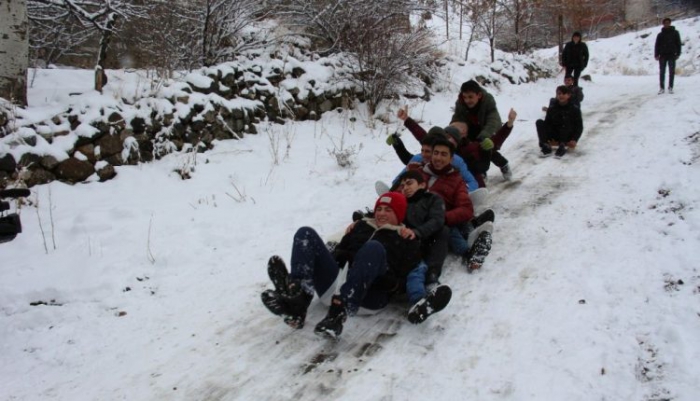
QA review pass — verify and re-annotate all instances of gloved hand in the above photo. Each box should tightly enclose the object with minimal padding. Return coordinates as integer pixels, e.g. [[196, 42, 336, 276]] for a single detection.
[[386, 133, 400, 146], [480, 138, 494, 151]]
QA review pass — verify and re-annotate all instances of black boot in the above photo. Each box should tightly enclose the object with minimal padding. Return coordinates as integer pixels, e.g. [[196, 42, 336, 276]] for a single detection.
[[407, 284, 452, 324], [314, 295, 347, 339], [472, 209, 495, 228], [261, 256, 313, 329], [465, 231, 493, 273]]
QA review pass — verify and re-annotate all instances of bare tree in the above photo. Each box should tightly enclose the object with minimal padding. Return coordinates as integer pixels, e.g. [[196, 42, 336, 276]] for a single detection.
[[28, 0, 147, 91], [196, 0, 272, 67], [0, 0, 29, 105], [270, 0, 439, 114]]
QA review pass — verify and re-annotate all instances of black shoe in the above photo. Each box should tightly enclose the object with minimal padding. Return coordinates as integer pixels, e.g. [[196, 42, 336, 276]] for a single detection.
[[262, 256, 313, 329], [465, 231, 493, 273], [407, 285, 452, 324], [555, 144, 567, 158], [425, 268, 441, 285], [267, 255, 289, 294], [314, 295, 347, 339], [540, 143, 552, 157], [472, 209, 495, 228]]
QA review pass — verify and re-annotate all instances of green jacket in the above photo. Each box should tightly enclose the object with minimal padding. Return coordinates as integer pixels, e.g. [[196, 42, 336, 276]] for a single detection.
[[450, 90, 502, 140]]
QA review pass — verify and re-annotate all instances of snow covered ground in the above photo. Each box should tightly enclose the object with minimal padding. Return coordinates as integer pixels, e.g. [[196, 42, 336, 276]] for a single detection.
[[2, 17, 700, 401]]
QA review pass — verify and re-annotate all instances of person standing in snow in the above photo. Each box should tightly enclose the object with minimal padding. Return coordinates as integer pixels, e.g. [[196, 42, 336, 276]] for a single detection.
[[261, 192, 451, 339], [536, 85, 583, 158], [654, 17, 682, 94], [561, 32, 589, 87], [450, 80, 512, 183]]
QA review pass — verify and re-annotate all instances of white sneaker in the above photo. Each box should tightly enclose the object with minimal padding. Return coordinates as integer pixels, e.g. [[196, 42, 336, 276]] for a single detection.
[[668, 88, 674, 94], [658, 88, 665, 94], [500, 164, 512, 181]]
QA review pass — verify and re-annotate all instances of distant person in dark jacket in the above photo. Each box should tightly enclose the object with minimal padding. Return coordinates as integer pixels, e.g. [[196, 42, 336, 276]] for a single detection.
[[536, 85, 583, 158], [654, 17, 682, 94], [561, 32, 589, 87]]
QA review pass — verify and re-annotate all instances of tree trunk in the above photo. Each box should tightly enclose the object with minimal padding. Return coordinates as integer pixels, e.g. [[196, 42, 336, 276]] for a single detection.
[[0, 0, 29, 106], [95, 13, 117, 93]]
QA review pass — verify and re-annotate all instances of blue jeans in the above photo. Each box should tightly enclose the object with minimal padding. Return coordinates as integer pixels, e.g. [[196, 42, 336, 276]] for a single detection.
[[406, 261, 428, 305], [289, 227, 389, 314], [659, 57, 676, 89], [448, 223, 473, 256]]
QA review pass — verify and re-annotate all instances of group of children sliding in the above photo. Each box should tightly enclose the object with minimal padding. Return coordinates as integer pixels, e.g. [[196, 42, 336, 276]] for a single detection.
[[261, 77, 584, 339]]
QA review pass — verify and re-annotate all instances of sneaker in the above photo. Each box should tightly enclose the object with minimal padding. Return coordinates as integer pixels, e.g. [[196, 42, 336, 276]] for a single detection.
[[407, 285, 452, 324], [500, 163, 512, 181], [540, 143, 552, 157], [668, 88, 674, 94], [466, 231, 492, 273], [658, 88, 665, 94], [314, 295, 347, 339], [555, 144, 567, 158]]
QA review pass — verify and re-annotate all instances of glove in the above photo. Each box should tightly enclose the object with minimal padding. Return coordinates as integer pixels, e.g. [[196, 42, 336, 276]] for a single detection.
[[386, 133, 399, 146], [480, 138, 494, 151]]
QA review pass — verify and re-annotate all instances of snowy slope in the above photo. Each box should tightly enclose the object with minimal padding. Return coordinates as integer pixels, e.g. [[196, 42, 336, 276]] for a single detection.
[[1, 17, 700, 401]]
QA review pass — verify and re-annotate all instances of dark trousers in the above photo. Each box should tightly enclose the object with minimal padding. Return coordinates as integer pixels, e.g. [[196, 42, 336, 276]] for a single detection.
[[490, 150, 508, 168], [290, 227, 390, 314], [422, 225, 450, 277], [536, 119, 572, 145], [565, 66, 583, 87], [658, 57, 676, 89]]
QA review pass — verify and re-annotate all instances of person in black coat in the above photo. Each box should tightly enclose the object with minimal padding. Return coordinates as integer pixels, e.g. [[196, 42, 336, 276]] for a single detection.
[[654, 18, 682, 94], [536, 85, 583, 158], [398, 170, 449, 283], [561, 32, 589, 87]]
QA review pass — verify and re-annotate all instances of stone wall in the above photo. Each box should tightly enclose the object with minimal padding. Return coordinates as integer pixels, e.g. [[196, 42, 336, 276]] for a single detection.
[[0, 60, 364, 188]]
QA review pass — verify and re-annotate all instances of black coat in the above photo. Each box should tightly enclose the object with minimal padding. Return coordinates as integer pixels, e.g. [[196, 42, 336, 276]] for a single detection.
[[544, 100, 583, 142], [655, 26, 682, 58], [404, 189, 446, 239], [333, 219, 421, 293], [562, 41, 589, 69]]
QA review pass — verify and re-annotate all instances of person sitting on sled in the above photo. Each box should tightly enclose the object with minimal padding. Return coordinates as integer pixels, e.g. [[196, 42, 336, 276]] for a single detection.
[[261, 192, 452, 339]]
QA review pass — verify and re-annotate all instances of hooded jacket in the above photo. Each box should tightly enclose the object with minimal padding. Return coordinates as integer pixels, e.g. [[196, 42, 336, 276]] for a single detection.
[[562, 37, 589, 69], [450, 89, 502, 141], [655, 26, 682, 58]]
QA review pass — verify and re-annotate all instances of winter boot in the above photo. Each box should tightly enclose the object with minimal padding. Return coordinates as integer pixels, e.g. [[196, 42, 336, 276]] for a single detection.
[[314, 295, 347, 339], [465, 231, 493, 273], [407, 285, 452, 324], [555, 143, 567, 158], [540, 143, 552, 157], [500, 163, 512, 181], [261, 256, 313, 329]]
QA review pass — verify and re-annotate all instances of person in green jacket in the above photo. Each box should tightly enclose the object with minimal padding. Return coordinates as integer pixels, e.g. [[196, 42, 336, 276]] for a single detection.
[[450, 79, 511, 182]]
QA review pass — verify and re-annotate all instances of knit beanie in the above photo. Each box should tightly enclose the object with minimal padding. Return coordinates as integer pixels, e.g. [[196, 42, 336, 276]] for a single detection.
[[375, 192, 408, 223], [443, 126, 462, 145], [427, 126, 446, 137]]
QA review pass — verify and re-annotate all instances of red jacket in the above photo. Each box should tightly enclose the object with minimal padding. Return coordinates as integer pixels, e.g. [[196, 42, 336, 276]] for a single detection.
[[409, 163, 474, 226]]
